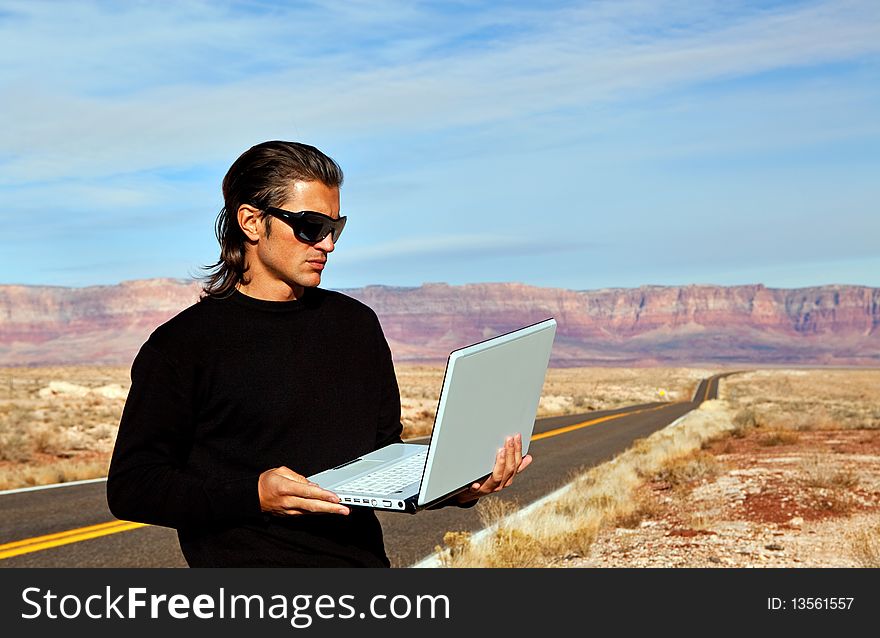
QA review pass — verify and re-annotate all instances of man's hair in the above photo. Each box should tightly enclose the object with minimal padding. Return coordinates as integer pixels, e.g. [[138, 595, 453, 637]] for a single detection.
[[201, 140, 344, 298]]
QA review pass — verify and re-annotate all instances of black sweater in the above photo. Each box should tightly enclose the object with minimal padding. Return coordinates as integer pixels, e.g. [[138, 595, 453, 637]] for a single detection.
[[107, 287, 403, 567]]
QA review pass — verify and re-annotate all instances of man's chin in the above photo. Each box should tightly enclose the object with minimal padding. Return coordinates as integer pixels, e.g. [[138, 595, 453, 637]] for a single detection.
[[299, 273, 322, 288]]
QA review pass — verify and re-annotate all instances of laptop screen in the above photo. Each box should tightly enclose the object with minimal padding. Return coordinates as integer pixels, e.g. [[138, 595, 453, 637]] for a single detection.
[[417, 319, 557, 505]]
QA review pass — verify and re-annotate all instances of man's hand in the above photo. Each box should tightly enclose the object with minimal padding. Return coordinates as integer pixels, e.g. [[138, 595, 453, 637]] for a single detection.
[[455, 433, 532, 505], [258, 466, 350, 516]]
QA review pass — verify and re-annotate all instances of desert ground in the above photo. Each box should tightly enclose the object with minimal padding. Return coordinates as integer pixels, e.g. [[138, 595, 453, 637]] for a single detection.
[[3, 365, 878, 569], [436, 369, 880, 568], [0, 364, 707, 490], [0, 366, 129, 490]]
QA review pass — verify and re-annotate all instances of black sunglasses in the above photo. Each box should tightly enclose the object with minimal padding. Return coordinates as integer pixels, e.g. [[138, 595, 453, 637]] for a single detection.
[[262, 207, 347, 244]]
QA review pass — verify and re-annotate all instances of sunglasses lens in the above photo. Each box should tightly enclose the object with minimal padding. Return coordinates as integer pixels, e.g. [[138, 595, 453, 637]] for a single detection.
[[296, 217, 327, 243], [331, 217, 345, 242]]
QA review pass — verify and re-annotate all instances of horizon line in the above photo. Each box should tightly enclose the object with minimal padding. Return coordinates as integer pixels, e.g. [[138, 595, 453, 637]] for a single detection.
[[0, 278, 877, 293]]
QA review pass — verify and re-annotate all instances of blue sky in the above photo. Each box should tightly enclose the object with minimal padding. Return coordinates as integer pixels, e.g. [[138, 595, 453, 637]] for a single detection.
[[0, 0, 877, 290]]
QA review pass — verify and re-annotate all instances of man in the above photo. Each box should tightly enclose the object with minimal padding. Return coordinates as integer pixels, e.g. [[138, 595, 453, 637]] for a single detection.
[[107, 141, 531, 567]]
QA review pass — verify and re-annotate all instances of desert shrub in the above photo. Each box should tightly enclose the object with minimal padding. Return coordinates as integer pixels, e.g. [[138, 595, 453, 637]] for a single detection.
[[540, 524, 599, 560], [773, 408, 839, 431], [481, 528, 543, 567], [572, 396, 597, 410], [615, 494, 662, 529], [31, 424, 69, 455], [437, 531, 472, 567], [850, 519, 880, 568], [733, 407, 758, 428], [653, 450, 722, 487], [757, 430, 800, 447], [0, 426, 33, 462], [808, 489, 857, 515], [731, 407, 759, 437], [0, 457, 110, 490], [475, 496, 520, 527], [802, 455, 859, 489]]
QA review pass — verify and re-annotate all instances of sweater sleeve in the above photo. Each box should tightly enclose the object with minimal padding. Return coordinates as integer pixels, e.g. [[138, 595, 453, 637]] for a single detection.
[[106, 342, 261, 528]]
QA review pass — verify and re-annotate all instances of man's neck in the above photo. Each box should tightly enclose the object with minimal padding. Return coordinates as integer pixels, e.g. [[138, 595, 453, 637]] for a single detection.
[[236, 279, 306, 302]]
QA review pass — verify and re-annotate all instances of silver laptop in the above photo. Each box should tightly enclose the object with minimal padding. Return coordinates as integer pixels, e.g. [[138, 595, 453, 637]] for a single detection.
[[308, 318, 557, 513]]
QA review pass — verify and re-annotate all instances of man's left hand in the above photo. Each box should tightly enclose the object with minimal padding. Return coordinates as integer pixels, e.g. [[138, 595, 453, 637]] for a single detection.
[[454, 432, 532, 504]]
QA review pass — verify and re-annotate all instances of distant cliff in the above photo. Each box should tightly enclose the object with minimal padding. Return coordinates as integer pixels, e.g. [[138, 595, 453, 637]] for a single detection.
[[1, 280, 878, 366]]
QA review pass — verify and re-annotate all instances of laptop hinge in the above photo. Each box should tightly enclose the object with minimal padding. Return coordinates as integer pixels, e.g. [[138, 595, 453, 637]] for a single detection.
[[416, 482, 480, 511], [402, 495, 420, 514]]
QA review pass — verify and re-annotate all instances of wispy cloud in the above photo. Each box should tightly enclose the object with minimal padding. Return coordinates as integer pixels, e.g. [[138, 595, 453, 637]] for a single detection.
[[0, 1, 878, 288], [2, 0, 878, 183]]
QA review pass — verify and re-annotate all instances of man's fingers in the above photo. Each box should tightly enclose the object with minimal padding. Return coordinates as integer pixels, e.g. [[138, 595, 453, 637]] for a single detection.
[[287, 483, 341, 502], [459, 440, 535, 500], [259, 466, 350, 517], [284, 497, 349, 515], [505, 435, 516, 468], [284, 499, 349, 516], [497, 436, 527, 489], [501, 436, 517, 485], [483, 437, 518, 492], [273, 473, 341, 502], [490, 445, 506, 485]]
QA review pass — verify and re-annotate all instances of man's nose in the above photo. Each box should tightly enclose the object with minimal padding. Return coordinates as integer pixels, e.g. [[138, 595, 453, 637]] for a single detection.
[[315, 234, 335, 253]]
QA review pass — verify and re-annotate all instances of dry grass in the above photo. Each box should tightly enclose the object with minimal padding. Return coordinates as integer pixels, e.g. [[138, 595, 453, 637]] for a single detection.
[[435, 400, 737, 566], [802, 454, 859, 490], [757, 429, 801, 447], [653, 450, 724, 488], [849, 517, 880, 567], [0, 367, 129, 490], [719, 369, 880, 431], [0, 457, 110, 491]]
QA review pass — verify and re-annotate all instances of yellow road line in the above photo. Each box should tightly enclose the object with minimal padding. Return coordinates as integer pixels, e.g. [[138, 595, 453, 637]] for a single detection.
[[0, 519, 128, 550], [532, 401, 682, 442], [703, 378, 712, 402], [0, 520, 146, 560]]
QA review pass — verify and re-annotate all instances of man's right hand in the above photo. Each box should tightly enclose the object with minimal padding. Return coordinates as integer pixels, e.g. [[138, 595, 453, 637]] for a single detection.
[[258, 466, 350, 516]]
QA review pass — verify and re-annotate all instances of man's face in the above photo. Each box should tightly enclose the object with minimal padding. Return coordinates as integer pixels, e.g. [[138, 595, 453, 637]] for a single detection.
[[243, 180, 341, 299]]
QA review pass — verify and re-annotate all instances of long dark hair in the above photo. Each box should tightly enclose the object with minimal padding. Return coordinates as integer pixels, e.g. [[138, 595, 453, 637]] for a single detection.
[[201, 141, 344, 299]]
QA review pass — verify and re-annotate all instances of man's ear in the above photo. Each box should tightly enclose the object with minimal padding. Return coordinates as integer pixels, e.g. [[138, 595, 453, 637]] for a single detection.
[[237, 204, 263, 242]]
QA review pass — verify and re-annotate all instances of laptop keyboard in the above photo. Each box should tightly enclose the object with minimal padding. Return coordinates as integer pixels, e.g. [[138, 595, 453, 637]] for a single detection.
[[336, 449, 428, 494]]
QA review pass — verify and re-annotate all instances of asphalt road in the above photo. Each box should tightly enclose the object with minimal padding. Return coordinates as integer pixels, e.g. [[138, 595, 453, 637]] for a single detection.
[[0, 376, 721, 568]]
